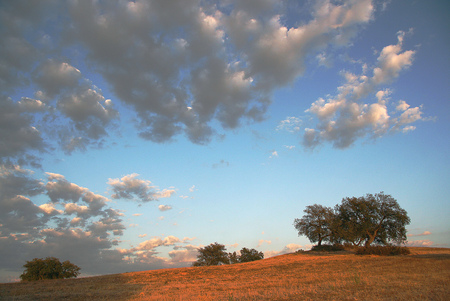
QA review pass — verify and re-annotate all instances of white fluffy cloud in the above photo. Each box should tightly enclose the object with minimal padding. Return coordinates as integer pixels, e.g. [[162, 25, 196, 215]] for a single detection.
[[108, 173, 176, 203], [158, 205, 173, 212], [297, 31, 425, 149]]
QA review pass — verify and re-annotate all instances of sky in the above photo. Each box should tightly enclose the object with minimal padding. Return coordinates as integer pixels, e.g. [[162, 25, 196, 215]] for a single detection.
[[0, 0, 449, 282]]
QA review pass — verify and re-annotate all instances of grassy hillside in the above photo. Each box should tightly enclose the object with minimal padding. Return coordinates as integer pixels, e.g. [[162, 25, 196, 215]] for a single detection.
[[1, 247, 449, 300]]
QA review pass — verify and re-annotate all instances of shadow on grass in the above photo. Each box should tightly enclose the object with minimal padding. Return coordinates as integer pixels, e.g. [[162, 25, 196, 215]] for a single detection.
[[411, 253, 450, 260], [0, 273, 143, 301]]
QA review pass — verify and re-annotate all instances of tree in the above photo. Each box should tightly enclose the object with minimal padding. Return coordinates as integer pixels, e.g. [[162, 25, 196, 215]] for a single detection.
[[228, 251, 240, 264], [239, 247, 264, 263], [293, 204, 335, 246], [20, 257, 81, 281], [193, 242, 230, 266], [336, 192, 410, 247]]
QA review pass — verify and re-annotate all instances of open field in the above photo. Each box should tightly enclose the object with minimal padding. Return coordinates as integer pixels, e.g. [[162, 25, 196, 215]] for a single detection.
[[1, 247, 449, 300]]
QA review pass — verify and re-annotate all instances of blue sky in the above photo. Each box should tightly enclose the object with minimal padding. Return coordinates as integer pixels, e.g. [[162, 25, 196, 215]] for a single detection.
[[1, 0, 449, 282]]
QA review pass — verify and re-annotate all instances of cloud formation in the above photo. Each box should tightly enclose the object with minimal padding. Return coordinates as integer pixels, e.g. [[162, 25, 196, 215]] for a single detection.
[[0, 165, 127, 277], [108, 174, 175, 203], [0, 0, 379, 158], [0, 164, 198, 280], [298, 31, 425, 149]]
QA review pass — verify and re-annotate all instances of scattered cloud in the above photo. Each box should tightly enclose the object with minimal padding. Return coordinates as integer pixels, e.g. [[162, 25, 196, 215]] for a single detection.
[[108, 174, 175, 203], [406, 240, 434, 247], [277, 117, 302, 133], [257, 239, 272, 247], [158, 205, 173, 212], [298, 31, 425, 149], [0, 164, 125, 276], [269, 150, 278, 158]]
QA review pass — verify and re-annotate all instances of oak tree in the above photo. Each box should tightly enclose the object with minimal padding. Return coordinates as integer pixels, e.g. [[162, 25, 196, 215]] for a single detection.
[[293, 204, 335, 246]]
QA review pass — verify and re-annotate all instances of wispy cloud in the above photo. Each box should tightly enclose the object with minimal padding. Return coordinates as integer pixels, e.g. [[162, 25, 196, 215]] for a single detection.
[[408, 231, 431, 237]]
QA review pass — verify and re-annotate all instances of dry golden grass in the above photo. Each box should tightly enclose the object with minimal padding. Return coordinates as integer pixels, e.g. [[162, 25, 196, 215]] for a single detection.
[[1, 247, 449, 300]]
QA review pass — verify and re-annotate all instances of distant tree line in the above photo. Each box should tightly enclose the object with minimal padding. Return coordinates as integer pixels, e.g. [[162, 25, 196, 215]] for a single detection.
[[294, 192, 410, 248], [193, 243, 264, 266]]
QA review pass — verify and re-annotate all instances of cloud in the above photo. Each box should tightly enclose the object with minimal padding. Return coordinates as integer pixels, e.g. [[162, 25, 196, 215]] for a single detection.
[[277, 117, 302, 132], [265, 243, 303, 258], [0, 96, 46, 160], [108, 173, 175, 203], [269, 150, 278, 158], [408, 231, 431, 237], [296, 31, 425, 149], [257, 239, 272, 247], [158, 205, 173, 212], [33, 59, 82, 98], [60, 0, 374, 144], [0, 166, 127, 277], [0, 0, 380, 161], [406, 240, 434, 247]]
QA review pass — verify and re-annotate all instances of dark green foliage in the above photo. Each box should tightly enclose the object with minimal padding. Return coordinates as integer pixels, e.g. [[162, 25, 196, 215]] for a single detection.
[[311, 244, 345, 252], [193, 242, 230, 266], [229, 251, 240, 264], [355, 245, 411, 256], [20, 257, 80, 281], [238, 247, 264, 262], [193, 243, 264, 266], [336, 192, 410, 247], [294, 192, 411, 249], [293, 204, 335, 246]]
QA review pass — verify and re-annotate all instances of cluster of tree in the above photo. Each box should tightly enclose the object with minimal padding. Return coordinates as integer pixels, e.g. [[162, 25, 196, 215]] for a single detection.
[[20, 257, 81, 281], [193, 242, 264, 266], [294, 192, 410, 247]]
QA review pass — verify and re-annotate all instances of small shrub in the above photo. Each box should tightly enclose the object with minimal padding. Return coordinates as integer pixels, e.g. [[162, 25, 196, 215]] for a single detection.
[[355, 245, 410, 256], [311, 244, 345, 252]]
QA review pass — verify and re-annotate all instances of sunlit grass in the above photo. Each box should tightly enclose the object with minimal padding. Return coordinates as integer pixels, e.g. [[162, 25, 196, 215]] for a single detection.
[[1, 247, 449, 300]]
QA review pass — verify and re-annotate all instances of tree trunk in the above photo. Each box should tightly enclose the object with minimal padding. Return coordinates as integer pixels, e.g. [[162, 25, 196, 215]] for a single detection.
[[365, 229, 379, 247], [365, 235, 375, 247]]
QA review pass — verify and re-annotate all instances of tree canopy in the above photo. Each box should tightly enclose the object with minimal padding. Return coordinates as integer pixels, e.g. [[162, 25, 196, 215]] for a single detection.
[[293, 204, 335, 246], [294, 192, 410, 247], [193, 243, 264, 266], [336, 192, 410, 246], [239, 247, 264, 263], [20, 257, 81, 281], [193, 242, 230, 266]]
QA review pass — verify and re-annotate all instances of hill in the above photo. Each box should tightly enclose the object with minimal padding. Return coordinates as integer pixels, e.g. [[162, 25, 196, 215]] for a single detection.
[[1, 247, 449, 300]]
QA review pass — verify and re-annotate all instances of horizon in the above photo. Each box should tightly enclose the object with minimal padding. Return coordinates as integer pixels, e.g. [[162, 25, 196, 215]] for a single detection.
[[0, 0, 449, 283]]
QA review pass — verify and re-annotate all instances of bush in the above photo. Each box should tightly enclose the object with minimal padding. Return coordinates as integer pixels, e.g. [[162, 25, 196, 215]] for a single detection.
[[20, 257, 81, 281], [239, 248, 264, 263], [311, 244, 345, 252], [355, 245, 410, 256]]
